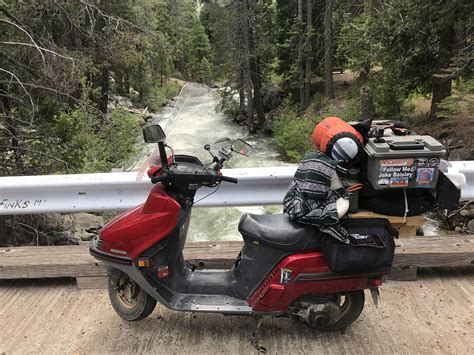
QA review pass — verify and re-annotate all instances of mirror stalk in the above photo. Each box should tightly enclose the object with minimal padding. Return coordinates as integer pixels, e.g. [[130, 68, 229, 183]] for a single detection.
[[158, 142, 168, 169]]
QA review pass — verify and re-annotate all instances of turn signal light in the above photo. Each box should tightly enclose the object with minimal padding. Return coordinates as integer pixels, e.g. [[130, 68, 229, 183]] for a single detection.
[[137, 259, 151, 268]]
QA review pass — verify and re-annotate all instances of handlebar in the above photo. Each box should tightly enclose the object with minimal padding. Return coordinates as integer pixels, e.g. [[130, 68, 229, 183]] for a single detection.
[[219, 175, 238, 184], [151, 171, 169, 184]]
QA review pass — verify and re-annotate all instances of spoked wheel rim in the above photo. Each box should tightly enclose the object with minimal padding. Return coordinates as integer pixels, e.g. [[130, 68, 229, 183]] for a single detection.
[[115, 274, 140, 309]]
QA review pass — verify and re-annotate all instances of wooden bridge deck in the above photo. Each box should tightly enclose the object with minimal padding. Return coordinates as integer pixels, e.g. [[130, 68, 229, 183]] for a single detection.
[[1, 235, 473, 288]]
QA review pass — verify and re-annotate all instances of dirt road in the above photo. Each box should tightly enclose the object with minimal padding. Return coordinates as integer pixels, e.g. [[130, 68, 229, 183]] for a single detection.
[[1, 267, 473, 354]]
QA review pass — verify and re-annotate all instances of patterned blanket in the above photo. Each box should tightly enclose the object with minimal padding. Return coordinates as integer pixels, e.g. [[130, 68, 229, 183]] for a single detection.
[[283, 151, 350, 243]]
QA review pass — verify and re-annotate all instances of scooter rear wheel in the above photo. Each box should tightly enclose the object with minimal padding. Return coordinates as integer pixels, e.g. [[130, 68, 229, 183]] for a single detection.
[[303, 291, 365, 331], [108, 272, 157, 321]]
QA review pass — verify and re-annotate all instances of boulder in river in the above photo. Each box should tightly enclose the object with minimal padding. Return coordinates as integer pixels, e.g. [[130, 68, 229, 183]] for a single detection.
[[261, 84, 285, 112]]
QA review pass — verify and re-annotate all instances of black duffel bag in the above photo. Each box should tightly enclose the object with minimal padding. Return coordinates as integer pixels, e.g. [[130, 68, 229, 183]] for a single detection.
[[322, 218, 398, 274]]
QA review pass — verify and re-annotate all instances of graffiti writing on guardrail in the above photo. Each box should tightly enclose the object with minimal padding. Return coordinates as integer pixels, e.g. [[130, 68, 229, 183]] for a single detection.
[[0, 199, 47, 210]]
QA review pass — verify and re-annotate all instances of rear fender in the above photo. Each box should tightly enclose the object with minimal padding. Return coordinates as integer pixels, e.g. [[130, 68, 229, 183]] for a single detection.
[[247, 252, 386, 312]]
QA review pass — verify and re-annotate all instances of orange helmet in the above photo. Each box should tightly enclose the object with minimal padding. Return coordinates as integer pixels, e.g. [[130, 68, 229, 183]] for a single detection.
[[313, 117, 364, 166]]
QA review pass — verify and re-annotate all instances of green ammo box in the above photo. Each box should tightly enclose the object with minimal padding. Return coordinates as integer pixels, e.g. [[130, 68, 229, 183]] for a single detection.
[[364, 135, 445, 190]]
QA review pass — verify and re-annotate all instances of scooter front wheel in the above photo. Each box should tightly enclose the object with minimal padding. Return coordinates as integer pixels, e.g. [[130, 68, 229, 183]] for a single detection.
[[108, 271, 157, 321]]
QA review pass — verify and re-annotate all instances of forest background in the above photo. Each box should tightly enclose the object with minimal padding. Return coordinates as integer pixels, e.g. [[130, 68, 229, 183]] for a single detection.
[[0, 0, 472, 244]]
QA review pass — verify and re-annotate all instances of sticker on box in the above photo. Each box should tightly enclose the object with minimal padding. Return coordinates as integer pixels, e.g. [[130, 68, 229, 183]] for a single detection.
[[378, 165, 416, 180], [414, 158, 428, 167], [428, 158, 440, 167], [380, 159, 414, 167], [416, 168, 434, 186], [390, 177, 409, 187]]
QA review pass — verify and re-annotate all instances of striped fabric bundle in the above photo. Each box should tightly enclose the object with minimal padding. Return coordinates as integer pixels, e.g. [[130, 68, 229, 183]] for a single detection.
[[283, 151, 350, 243]]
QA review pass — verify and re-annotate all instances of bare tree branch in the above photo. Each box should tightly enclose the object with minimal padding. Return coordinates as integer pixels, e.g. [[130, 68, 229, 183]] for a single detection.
[[0, 68, 35, 124], [0, 18, 45, 64], [0, 41, 84, 64]]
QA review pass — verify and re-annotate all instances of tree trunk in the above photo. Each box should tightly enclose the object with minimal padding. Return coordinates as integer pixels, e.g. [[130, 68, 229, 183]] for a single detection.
[[361, 85, 374, 121], [250, 61, 265, 128], [238, 68, 246, 116], [248, 0, 265, 128], [241, 0, 255, 132], [297, 0, 305, 109], [429, 18, 455, 120], [429, 75, 452, 120], [98, 66, 109, 115], [324, 0, 335, 99], [304, 0, 313, 107]]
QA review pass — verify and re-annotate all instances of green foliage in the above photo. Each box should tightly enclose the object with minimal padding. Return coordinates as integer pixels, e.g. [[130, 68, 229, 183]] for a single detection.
[[437, 79, 474, 119], [337, 0, 472, 118], [272, 99, 318, 162], [43, 107, 141, 174], [144, 82, 181, 112], [367, 70, 410, 119], [0, 0, 214, 177], [218, 88, 240, 119]]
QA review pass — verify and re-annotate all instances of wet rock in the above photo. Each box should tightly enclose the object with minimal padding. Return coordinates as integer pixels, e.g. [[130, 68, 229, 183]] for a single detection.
[[236, 113, 247, 123], [79, 232, 96, 242], [52, 231, 79, 245], [467, 220, 474, 234], [109, 94, 133, 109], [73, 213, 104, 241], [261, 85, 285, 112], [262, 117, 272, 134]]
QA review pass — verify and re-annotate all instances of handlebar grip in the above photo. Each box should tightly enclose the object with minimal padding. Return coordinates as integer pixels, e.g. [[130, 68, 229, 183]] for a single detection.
[[151, 172, 169, 184], [219, 175, 238, 184]]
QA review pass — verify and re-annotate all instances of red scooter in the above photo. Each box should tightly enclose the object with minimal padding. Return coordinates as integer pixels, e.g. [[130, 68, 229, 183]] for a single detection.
[[90, 123, 388, 351]]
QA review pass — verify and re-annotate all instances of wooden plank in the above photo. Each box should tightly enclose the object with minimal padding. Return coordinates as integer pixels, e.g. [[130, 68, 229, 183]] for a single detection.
[[76, 276, 108, 289], [389, 267, 418, 281], [1, 236, 473, 282], [0, 246, 104, 279], [347, 210, 425, 227], [394, 236, 474, 268], [393, 225, 417, 238]]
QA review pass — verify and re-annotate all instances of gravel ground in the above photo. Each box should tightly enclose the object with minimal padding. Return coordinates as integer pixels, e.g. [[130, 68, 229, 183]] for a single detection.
[[0, 267, 473, 354]]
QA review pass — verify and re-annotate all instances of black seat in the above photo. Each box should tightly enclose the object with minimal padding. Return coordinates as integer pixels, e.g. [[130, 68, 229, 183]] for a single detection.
[[238, 213, 322, 251]]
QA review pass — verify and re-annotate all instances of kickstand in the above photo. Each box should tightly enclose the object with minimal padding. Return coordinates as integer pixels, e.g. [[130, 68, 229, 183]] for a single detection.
[[250, 317, 267, 353]]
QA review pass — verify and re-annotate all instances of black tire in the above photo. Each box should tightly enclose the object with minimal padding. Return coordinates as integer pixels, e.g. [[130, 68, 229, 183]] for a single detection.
[[310, 291, 365, 331], [107, 272, 157, 321]]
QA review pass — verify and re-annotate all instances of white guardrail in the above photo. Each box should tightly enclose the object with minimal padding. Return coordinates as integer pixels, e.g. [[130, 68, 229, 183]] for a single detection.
[[0, 162, 473, 215]]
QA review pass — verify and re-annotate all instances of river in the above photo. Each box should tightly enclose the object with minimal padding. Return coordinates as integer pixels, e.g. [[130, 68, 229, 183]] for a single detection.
[[133, 83, 290, 242]]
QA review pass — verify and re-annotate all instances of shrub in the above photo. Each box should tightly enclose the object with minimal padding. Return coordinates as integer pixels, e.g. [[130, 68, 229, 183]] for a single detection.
[[40, 106, 141, 173], [437, 79, 474, 119], [144, 82, 180, 111], [272, 99, 317, 162]]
